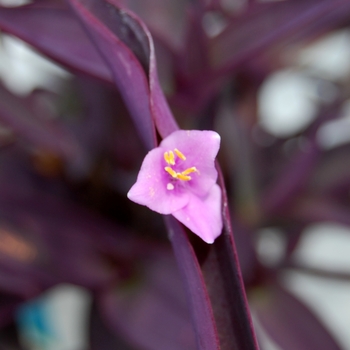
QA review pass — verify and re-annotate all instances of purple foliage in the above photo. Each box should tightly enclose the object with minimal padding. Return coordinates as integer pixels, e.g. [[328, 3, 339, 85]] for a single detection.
[[0, 0, 348, 349]]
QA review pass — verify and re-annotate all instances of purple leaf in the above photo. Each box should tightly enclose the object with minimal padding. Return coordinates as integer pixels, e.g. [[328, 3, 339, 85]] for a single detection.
[[199, 166, 260, 350], [165, 216, 220, 350], [255, 285, 342, 350], [0, 195, 114, 289], [181, 7, 210, 78], [229, 213, 259, 284], [69, 0, 177, 149], [307, 144, 350, 198], [0, 1, 112, 83], [0, 296, 24, 329], [124, 0, 188, 50], [178, 0, 350, 110], [89, 299, 135, 350], [0, 256, 40, 300], [288, 197, 350, 228], [0, 154, 151, 290], [261, 139, 321, 216], [98, 249, 196, 350], [0, 83, 81, 163], [0, 0, 177, 142], [0, 320, 23, 347], [211, 0, 350, 75]]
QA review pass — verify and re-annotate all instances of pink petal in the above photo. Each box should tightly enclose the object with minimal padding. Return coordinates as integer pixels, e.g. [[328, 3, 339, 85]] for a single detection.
[[127, 148, 190, 214], [160, 130, 220, 197], [172, 184, 223, 244]]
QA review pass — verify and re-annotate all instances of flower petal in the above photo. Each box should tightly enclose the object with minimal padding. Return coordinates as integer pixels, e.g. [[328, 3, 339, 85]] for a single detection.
[[160, 130, 220, 196], [127, 148, 190, 214], [172, 184, 222, 244]]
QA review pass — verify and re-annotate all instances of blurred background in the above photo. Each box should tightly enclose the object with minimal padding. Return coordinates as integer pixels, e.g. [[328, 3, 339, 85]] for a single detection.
[[0, 0, 350, 349]]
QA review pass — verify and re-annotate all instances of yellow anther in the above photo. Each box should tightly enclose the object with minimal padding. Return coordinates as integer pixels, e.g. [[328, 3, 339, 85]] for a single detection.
[[164, 151, 175, 165], [181, 167, 197, 176], [164, 149, 195, 182], [165, 166, 177, 178], [177, 173, 191, 181], [164, 152, 169, 164], [168, 151, 175, 165], [174, 148, 186, 160]]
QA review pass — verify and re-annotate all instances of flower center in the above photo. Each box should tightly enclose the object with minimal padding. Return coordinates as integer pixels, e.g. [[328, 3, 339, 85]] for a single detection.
[[164, 149, 197, 185]]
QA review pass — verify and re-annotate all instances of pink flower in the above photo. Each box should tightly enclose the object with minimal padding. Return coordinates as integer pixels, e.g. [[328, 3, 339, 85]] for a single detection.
[[127, 130, 222, 243]]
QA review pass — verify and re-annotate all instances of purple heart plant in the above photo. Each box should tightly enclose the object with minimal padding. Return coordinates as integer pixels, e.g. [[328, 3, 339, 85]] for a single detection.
[[0, 0, 349, 349]]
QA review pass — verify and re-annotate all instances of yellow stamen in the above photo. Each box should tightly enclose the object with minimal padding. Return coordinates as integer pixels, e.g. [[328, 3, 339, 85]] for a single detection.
[[164, 149, 196, 182], [177, 173, 192, 181], [181, 167, 197, 176], [174, 148, 186, 160], [164, 152, 169, 164], [164, 151, 175, 165], [165, 166, 177, 178], [169, 151, 175, 165]]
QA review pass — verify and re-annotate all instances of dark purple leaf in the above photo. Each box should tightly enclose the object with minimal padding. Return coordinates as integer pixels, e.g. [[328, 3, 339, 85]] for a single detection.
[[0, 188, 126, 289], [165, 216, 220, 350], [181, 7, 210, 78], [261, 139, 321, 216], [307, 144, 350, 198], [229, 213, 259, 285], [177, 0, 350, 111], [280, 1, 350, 48], [0, 83, 81, 164], [0, 294, 25, 329], [89, 299, 135, 350], [0, 203, 60, 297], [199, 167, 260, 350], [68, 0, 179, 140], [0, 199, 113, 289], [0, 323, 23, 350], [0, 152, 151, 290], [68, 76, 140, 177], [0, 1, 112, 83], [211, 0, 350, 75], [70, 77, 116, 174], [255, 285, 342, 350], [124, 0, 188, 50], [0, 257, 40, 300], [288, 197, 350, 228], [66, 0, 154, 148], [98, 249, 196, 350]]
